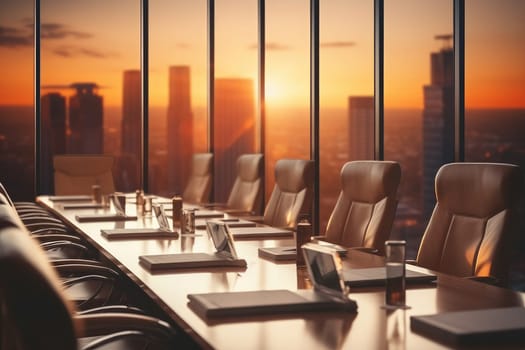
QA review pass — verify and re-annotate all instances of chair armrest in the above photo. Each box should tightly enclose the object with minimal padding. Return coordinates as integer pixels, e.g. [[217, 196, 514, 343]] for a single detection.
[[348, 247, 380, 255], [52, 258, 104, 267], [76, 313, 176, 339], [33, 233, 82, 243], [78, 305, 146, 316], [465, 275, 500, 286], [55, 263, 119, 278]]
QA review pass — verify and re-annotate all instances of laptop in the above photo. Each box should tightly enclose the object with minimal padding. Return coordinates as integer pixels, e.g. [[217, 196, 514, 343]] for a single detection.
[[101, 203, 178, 239], [186, 243, 357, 318], [139, 221, 246, 271]]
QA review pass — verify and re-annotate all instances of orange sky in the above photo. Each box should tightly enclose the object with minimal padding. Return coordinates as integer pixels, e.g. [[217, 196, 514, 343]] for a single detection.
[[0, 0, 524, 109]]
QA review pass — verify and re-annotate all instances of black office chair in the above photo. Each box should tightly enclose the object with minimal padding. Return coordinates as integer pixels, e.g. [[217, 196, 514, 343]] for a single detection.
[[0, 207, 178, 349]]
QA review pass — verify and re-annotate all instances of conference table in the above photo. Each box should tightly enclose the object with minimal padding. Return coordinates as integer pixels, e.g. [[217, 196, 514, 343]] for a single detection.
[[38, 195, 525, 350]]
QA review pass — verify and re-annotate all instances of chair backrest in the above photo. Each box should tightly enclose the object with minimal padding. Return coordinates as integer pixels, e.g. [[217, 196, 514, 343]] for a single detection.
[[416, 162, 522, 284], [325, 161, 401, 254], [0, 205, 79, 350], [263, 159, 315, 229], [226, 154, 264, 214], [183, 153, 214, 204], [54, 154, 115, 195], [0, 182, 15, 207]]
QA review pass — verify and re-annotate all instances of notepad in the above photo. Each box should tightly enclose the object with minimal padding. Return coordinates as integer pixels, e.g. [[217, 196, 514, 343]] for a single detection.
[[75, 214, 138, 222], [196, 218, 257, 230], [101, 228, 178, 240], [49, 195, 93, 202], [187, 289, 356, 318], [258, 242, 347, 261], [410, 307, 525, 345], [342, 266, 436, 287], [62, 203, 105, 210], [228, 226, 293, 239], [139, 253, 246, 271]]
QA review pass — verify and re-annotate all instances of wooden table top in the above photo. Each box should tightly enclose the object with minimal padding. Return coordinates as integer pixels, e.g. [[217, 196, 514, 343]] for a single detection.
[[38, 196, 525, 350]]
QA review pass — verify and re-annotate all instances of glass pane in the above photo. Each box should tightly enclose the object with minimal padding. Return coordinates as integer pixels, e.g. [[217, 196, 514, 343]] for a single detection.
[[149, 0, 207, 196], [319, 0, 374, 231], [384, 0, 453, 258], [465, 0, 525, 289], [214, 0, 258, 203], [265, 0, 310, 201], [0, 0, 34, 200], [39, 1, 141, 194]]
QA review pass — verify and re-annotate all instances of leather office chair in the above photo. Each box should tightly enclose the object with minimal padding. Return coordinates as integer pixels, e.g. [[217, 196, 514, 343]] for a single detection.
[[320, 161, 401, 255], [415, 162, 522, 287], [207, 154, 264, 215], [183, 153, 214, 204], [54, 154, 116, 195], [262, 159, 315, 229], [0, 206, 177, 349]]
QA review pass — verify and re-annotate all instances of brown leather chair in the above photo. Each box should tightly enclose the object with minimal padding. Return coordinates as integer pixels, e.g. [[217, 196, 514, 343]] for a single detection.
[[183, 153, 214, 204], [263, 159, 315, 229], [321, 161, 401, 255], [415, 162, 522, 286], [212, 153, 264, 215], [54, 154, 116, 195], [0, 205, 176, 349]]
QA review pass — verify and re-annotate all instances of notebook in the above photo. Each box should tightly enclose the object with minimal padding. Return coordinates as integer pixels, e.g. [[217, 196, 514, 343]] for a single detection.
[[410, 307, 525, 346], [228, 226, 293, 239], [49, 195, 93, 202], [196, 218, 257, 230], [342, 266, 436, 287], [167, 209, 224, 219], [75, 214, 138, 222], [101, 204, 179, 239], [62, 203, 105, 210], [139, 220, 246, 271], [187, 243, 357, 318], [258, 241, 348, 261]]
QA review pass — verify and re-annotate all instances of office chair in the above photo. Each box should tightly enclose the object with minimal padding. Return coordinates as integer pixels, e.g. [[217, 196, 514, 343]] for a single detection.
[[0, 213, 177, 349], [262, 159, 315, 229], [54, 154, 116, 195], [183, 153, 214, 204], [318, 161, 401, 255], [414, 162, 522, 287], [206, 153, 264, 215]]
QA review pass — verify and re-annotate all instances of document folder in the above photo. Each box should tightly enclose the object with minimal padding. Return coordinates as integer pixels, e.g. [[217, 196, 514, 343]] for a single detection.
[[49, 195, 93, 202], [410, 307, 525, 346], [139, 253, 246, 271], [187, 289, 356, 318], [228, 226, 293, 239], [343, 266, 436, 287], [101, 228, 178, 240], [75, 214, 137, 222]]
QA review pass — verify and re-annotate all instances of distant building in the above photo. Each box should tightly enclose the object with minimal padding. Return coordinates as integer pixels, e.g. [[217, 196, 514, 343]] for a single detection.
[[68, 83, 103, 154], [41, 92, 67, 193], [348, 96, 374, 160], [119, 70, 142, 190], [422, 38, 454, 221], [214, 78, 256, 202], [167, 66, 194, 195]]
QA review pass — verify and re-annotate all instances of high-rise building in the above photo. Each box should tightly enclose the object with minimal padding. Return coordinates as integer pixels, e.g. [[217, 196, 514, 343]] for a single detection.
[[68, 83, 103, 154], [41, 92, 66, 193], [167, 66, 194, 195], [422, 36, 454, 221], [214, 78, 256, 202], [348, 96, 374, 160], [119, 70, 142, 191]]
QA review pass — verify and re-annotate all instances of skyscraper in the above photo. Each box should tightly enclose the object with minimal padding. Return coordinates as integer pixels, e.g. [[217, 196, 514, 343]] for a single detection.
[[119, 70, 142, 190], [68, 83, 103, 154], [422, 36, 454, 221], [214, 78, 256, 202], [167, 66, 194, 195], [41, 92, 66, 193], [348, 96, 375, 160]]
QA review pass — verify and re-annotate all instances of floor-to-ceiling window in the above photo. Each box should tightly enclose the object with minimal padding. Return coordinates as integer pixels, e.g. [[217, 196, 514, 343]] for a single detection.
[[319, 0, 374, 231], [465, 0, 525, 289], [265, 0, 311, 201], [148, 0, 208, 197], [214, 0, 258, 203], [384, 0, 453, 258], [0, 0, 35, 201]]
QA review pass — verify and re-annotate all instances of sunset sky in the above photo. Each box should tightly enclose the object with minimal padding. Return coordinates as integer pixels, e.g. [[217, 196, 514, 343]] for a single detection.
[[0, 0, 524, 109]]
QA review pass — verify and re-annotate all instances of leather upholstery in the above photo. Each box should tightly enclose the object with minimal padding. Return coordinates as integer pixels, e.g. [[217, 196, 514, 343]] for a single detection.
[[183, 153, 213, 204], [416, 162, 522, 285], [54, 155, 115, 195], [226, 154, 264, 214], [324, 161, 401, 254], [263, 159, 314, 229]]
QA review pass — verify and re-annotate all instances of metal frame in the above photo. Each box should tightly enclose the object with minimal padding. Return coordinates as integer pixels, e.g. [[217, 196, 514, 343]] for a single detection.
[[454, 0, 465, 162], [141, 0, 149, 192], [374, 0, 385, 161], [34, 0, 41, 194], [310, 0, 320, 232], [258, 0, 266, 207]]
